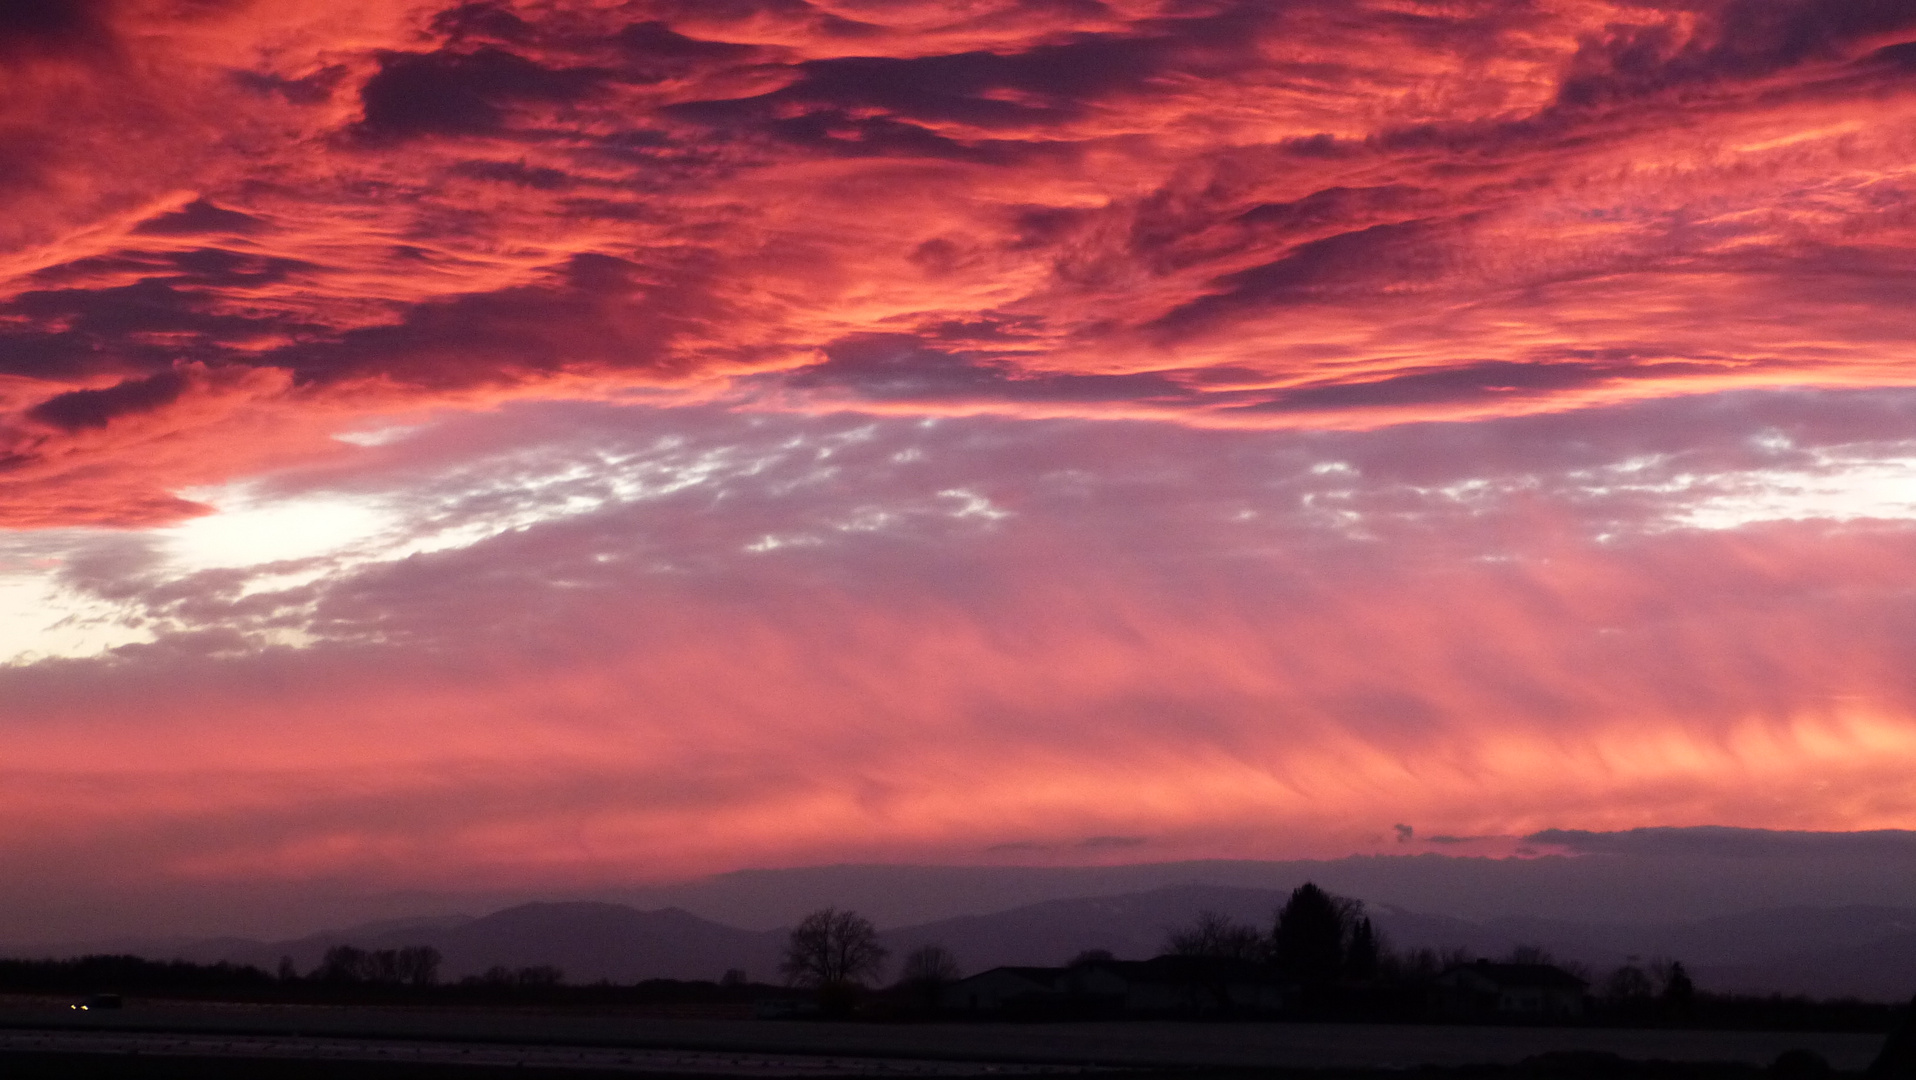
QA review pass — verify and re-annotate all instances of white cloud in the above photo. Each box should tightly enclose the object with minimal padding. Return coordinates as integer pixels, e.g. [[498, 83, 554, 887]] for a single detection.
[[1673, 453, 1916, 529], [162, 491, 393, 571], [0, 573, 154, 665]]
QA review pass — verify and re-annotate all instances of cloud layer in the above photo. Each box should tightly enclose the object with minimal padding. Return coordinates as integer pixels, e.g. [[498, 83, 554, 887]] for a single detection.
[[4, 0, 1916, 524], [3, 0, 1916, 935], [6, 392, 1916, 937]]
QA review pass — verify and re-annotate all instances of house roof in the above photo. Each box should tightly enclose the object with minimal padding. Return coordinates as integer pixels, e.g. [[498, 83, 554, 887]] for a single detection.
[[1093, 955, 1279, 981], [1442, 961, 1588, 989], [955, 966, 1069, 988], [956, 956, 1287, 990]]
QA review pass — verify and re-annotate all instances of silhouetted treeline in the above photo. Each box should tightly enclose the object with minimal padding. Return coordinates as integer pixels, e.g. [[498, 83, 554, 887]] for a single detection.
[[1672, 993, 1905, 1033], [0, 955, 278, 997], [6, 883, 1911, 1032], [0, 945, 1900, 1030], [1136, 884, 1906, 1029], [311, 945, 443, 986], [0, 951, 794, 1009]]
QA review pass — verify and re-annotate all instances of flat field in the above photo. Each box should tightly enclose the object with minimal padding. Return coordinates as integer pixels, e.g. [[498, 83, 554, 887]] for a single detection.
[[0, 998, 1890, 1072]]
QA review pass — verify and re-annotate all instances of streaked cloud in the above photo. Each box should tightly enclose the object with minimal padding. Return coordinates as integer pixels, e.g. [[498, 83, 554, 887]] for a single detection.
[[3, 0, 1916, 931], [3, 0, 1915, 524]]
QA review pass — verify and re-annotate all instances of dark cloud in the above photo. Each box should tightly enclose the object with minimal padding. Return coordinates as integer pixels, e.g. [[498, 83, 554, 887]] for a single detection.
[[1244, 361, 1619, 415], [448, 158, 579, 190], [616, 20, 757, 79], [1151, 219, 1453, 332], [1555, 0, 1916, 109], [279, 252, 711, 386], [27, 371, 187, 431], [0, 285, 227, 375], [781, 336, 1018, 399], [787, 334, 1188, 404], [666, 96, 1033, 162], [429, 1, 536, 45], [640, 0, 881, 40], [0, 255, 314, 381], [354, 46, 607, 141], [131, 199, 269, 237], [665, 6, 1275, 155], [0, 0, 111, 59], [1869, 39, 1916, 69], [156, 248, 309, 290], [230, 65, 348, 105], [1233, 186, 1427, 235], [757, 43, 1157, 127], [1529, 826, 1916, 858]]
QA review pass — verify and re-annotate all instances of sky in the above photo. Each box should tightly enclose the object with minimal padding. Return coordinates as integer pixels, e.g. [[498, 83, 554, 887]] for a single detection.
[[5, 0, 1916, 941]]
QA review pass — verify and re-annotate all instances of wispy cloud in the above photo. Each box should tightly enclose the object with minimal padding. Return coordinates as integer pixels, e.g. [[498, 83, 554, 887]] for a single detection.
[[4, 1, 1916, 931]]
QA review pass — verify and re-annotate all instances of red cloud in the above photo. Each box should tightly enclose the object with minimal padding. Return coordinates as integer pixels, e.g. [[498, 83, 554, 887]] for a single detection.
[[3, 3, 1916, 937], [7, 404, 1916, 903], [1, 0, 1913, 524]]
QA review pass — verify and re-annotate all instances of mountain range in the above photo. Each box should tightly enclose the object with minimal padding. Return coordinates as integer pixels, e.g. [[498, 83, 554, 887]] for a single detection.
[[40, 884, 1916, 1002]]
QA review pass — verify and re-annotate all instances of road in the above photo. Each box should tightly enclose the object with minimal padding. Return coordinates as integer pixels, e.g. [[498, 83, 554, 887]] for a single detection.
[[0, 999, 1891, 1073], [0, 1027, 1084, 1075]]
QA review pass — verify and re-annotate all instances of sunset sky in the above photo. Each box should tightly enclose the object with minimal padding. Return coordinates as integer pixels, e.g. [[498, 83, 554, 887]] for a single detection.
[[6, 0, 1916, 940]]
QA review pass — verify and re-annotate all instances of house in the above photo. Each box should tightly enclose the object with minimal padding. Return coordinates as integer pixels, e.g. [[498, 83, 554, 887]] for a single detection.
[[941, 964, 1127, 1014], [942, 957, 1291, 1017], [1433, 960, 1587, 1019], [1096, 956, 1291, 1015]]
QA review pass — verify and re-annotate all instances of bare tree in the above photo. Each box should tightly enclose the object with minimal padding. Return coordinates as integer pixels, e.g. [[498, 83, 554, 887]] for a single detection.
[[1604, 963, 1655, 1002], [899, 943, 961, 985], [314, 944, 441, 987], [1506, 944, 1589, 982], [1165, 910, 1265, 961], [781, 907, 888, 989], [468, 964, 564, 987], [1506, 943, 1557, 966], [317, 945, 368, 983], [1656, 959, 1695, 1013], [514, 965, 564, 987], [898, 943, 961, 1010], [395, 945, 442, 987]]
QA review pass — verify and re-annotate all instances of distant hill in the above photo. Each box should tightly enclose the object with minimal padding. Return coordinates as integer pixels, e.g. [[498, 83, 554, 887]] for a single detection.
[[881, 887, 1916, 1001], [88, 903, 784, 985], [597, 835, 1916, 930], [414, 902, 786, 983], [880, 883, 1286, 968], [26, 887, 1916, 1001], [18, 830, 1916, 950]]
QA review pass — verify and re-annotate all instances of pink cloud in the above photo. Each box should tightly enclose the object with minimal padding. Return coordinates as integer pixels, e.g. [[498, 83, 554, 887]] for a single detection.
[[3, 1, 1916, 936], [3, 398, 1915, 927], [1, 0, 1914, 524]]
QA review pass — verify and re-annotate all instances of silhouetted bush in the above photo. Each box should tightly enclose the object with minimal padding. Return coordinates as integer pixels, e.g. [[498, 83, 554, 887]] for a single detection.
[[1166, 910, 1267, 962], [314, 944, 442, 986]]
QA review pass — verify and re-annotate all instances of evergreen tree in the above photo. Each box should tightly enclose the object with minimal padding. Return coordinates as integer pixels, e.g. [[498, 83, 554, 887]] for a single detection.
[[1273, 883, 1345, 989], [1346, 916, 1380, 980]]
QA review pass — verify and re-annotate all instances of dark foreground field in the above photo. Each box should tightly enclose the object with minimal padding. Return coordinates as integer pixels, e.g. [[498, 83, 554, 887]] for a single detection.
[[0, 998, 1895, 1079], [0, 1050, 1869, 1080]]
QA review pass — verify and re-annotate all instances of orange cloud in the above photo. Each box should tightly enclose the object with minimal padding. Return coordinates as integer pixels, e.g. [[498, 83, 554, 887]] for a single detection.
[[2, 0, 1915, 524], [5, 401, 1916, 900], [5, 2, 1916, 938]]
